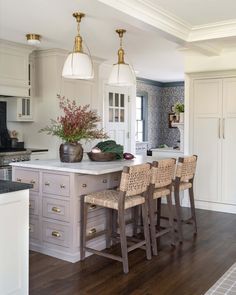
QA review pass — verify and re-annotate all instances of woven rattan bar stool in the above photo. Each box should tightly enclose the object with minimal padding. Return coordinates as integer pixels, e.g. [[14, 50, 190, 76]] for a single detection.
[[173, 155, 198, 242], [80, 163, 152, 274], [148, 159, 176, 256]]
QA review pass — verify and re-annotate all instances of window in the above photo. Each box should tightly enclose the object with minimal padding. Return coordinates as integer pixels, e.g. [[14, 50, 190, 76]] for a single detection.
[[136, 96, 147, 142]]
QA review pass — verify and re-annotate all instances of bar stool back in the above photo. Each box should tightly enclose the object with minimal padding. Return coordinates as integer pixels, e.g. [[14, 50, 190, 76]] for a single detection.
[[149, 158, 176, 255], [80, 163, 152, 274], [173, 155, 198, 242]]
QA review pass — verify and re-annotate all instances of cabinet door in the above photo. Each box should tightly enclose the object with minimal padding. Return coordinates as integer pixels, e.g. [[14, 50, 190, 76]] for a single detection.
[[222, 78, 236, 204], [193, 79, 222, 202]]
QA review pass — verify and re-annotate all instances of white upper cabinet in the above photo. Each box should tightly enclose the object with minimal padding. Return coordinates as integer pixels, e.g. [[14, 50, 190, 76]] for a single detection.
[[0, 40, 33, 97]]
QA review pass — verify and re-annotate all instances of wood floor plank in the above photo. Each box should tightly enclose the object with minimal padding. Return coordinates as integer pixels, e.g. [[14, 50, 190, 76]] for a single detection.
[[29, 208, 236, 295]]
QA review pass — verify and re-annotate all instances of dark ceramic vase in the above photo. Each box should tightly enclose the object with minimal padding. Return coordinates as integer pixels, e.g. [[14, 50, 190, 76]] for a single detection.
[[59, 142, 83, 163]]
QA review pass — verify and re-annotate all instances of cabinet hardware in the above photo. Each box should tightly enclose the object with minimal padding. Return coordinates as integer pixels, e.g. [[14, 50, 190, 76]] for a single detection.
[[82, 184, 87, 188], [114, 177, 119, 181], [16, 178, 22, 182], [89, 204, 97, 210], [44, 182, 50, 186], [88, 228, 97, 235], [18, 114, 22, 117], [30, 180, 35, 184], [102, 179, 107, 183], [29, 202, 32, 208], [52, 207, 61, 213], [51, 231, 61, 238], [223, 118, 225, 139], [60, 184, 66, 189], [29, 225, 32, 231]]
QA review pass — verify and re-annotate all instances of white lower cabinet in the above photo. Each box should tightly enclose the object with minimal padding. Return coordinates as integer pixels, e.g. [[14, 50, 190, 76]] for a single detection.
[[0, 190, 29, 295], [190, 74, 236, 211], [12, 167, 122, 262]]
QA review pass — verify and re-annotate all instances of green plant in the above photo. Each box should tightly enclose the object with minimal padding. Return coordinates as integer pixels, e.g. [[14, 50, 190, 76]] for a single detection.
[[173, 102, 184, 113], [39, 95, 108, 142]]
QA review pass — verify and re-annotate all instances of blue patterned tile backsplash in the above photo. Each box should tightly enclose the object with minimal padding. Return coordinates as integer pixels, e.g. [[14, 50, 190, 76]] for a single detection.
[[136, 80, 184, 149]]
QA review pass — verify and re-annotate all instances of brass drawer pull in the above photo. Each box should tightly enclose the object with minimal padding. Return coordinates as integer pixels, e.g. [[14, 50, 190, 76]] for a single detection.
[[44, 182, 50, 186], [102, 179, 107, 183], [51, 231, 61, 238], [52, 207, 61, 213], [88, 228, 97, 235], [29, 202, 32, 208], [89, 204, 97, 210], [29, 225, 32, 231], [16, 178, 22, 182], [60, 184, 66, 189], [82, 183, 87, 188], [30, 180, 36, 184]]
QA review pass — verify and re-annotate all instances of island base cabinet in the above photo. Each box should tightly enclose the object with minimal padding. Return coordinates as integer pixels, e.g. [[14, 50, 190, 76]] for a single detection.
[[0, 190, 29, 295]]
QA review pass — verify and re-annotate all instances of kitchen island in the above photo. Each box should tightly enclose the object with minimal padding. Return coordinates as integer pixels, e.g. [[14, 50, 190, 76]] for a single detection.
[[10, 156, 165, 263], [0, 180, 32, 295]]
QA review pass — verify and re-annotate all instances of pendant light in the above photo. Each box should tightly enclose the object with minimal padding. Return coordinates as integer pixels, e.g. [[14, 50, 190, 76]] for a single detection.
[[62, 12, 94, 80], [108, 29, 136, 86]]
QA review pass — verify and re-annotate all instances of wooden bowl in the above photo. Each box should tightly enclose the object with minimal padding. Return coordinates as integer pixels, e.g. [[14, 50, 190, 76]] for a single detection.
[[87, 152, 117, 162]]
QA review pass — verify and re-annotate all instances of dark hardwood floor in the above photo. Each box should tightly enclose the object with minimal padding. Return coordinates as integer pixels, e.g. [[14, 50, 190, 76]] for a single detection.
[[30, 208, 236, 295]]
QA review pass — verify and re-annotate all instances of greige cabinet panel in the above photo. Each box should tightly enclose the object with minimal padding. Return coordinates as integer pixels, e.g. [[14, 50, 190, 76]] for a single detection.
[[42, 221, 70, 248], [42, 197, 70, 222], [15, 169, 39, 192], [42, 172, 70, 197]]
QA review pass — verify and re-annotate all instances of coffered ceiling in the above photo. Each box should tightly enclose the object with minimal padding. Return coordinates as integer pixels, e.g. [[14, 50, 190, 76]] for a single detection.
[[1, 0, 236, 82]]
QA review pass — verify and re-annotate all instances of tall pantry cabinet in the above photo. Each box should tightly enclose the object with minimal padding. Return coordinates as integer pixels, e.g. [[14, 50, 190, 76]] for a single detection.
[[189, 73, 236, 212]]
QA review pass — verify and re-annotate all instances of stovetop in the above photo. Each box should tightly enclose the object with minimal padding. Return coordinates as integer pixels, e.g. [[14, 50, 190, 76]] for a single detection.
[[0, 148, 27, 153]]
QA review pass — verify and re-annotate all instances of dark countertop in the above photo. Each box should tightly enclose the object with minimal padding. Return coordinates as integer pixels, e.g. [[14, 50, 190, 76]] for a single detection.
[[0, 180, 33, 194], [27, 148, 49, 153]]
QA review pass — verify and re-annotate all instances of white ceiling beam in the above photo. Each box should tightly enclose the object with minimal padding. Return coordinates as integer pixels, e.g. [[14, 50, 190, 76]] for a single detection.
[[97, 0, 190, 42], [189, 20, 236, 42]]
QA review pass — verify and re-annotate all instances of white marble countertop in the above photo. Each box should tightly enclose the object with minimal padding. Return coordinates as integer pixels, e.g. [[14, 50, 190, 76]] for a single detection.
[[10, 155, 168, 175]]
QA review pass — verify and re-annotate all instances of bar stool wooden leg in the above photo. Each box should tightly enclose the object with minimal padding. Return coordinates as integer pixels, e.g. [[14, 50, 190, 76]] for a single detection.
[[106, 208, 112, 248], [189, 186, 197, 234], [174, 189, 184, 243], [156, 198, 162, 231], [166, 194, 176, 246], [80, 196, 88, 260], [118, 209, 129, 274], [141, 203, 152, 260], [148, 195, 158, 256]]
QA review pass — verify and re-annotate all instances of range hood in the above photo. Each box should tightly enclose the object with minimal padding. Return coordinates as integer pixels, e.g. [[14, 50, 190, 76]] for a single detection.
[[0, 40, 33, 97]]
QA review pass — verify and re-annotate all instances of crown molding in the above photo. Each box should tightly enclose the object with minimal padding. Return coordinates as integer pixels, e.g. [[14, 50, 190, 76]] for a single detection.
[[97, 0, 190, 41], [98, 0, 236, 56], [189, 19, 236, 42]]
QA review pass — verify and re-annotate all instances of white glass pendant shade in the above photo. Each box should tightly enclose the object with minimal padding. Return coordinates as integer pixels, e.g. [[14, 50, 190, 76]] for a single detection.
[[108, 63, 136, 86], [62, 52, 94, 79]]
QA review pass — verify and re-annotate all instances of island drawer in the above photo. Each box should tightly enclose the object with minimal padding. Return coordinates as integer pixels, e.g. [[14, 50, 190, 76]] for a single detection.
[[29, 193, 39, 216], [14, 169, 39, 192], [42, 221, 70, 248], [42, 197, 70, 222], [29, 217, 40, 240], [42, 172, 70, 197], [87, 204, 105, 219], [77, 174, 109, 195]]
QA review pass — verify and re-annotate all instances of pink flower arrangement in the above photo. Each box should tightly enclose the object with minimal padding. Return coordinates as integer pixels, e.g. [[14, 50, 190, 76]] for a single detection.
[[40, 95, 107, 143]]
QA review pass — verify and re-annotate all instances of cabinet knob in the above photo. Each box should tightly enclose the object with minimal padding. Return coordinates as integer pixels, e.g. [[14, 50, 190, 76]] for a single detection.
[[52, 207, 61, 213], [44, 182, 50, 186], [89, 204, 97, 210], [88, 228, 97, 235], [29, 202, 32, 208], [60, 184, 66, 189], [30, 180, 36, 184], [16, 178, 22, 182], [18, 114, 22, 117], [82, 183, 87, 188], [51, 231, 61, 238], [29, 225, 32, 231], [102, 179, 107, 183]]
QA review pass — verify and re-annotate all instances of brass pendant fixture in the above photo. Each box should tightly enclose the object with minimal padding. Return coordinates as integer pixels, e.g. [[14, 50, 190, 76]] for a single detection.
[[26, 34, 41, 45], [108, 29, 136, 86], [62, 11, 94, 80]]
